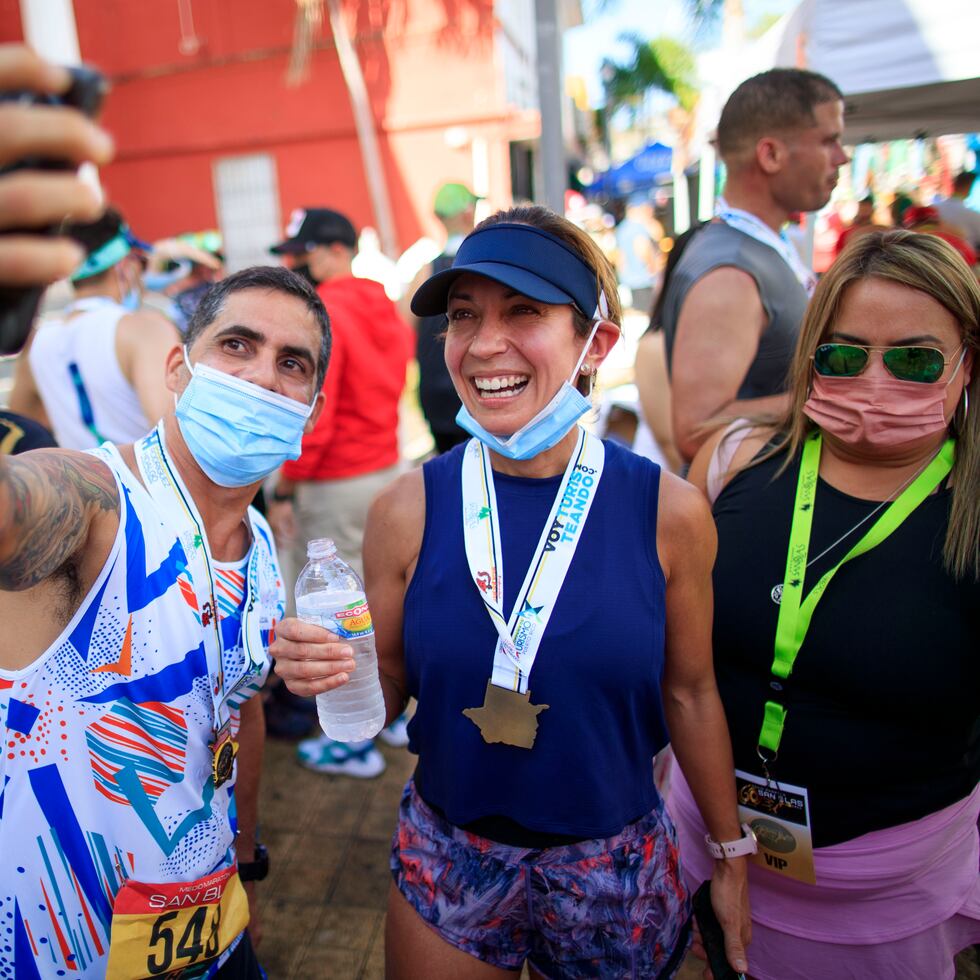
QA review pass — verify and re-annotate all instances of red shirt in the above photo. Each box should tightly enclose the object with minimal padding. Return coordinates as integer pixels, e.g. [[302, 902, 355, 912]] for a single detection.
[[283, 276, 413, 481]]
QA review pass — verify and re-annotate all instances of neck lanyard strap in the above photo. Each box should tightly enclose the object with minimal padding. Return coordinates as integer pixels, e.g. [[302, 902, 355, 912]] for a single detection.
[[759, 434, 955, 754], [716, 199, 816, 296], [136, 423, 268, 731], [460, 427, 605, 694]]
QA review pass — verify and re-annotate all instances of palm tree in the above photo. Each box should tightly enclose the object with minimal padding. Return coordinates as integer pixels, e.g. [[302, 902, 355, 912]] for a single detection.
[[601, 33, 698, 119], [685, 0, 724, 31], [598, 32, 700, 231], [686, 0, 746, 47], [287, 0, 398, 257], [588, 0, 742, 43]]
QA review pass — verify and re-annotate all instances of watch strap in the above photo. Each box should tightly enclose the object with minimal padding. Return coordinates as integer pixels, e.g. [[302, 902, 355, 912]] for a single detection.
[[704, 822, 758, 860], [238, 843, 269, 882]]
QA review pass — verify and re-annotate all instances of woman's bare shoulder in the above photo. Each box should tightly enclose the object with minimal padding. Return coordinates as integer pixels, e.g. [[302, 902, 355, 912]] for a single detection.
[[363, 467, 425, 574], [655, 469, 718, 580], [688, 421, 779, 497], [658, 469, 715, 531], [369, 468, 425, 537]]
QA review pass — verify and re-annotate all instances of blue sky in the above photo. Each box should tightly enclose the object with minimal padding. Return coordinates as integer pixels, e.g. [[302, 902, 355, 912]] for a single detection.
[[565, 0, 799, 107]]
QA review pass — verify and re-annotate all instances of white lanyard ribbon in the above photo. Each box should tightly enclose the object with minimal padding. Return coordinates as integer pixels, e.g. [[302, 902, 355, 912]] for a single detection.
[[716, 198, 816, 296], [136, 423, 268, 732], [461, 426, 604, 695]]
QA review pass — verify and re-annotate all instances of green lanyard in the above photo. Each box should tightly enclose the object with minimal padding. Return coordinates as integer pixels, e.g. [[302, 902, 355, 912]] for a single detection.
[[758, 432, 956, 758]]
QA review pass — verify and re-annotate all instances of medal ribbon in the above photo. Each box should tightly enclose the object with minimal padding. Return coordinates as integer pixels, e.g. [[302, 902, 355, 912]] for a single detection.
[[716, 199, 817, 296], [760, 432, 955, 754], [136, 423, 269, 734], [461, 426, 604, 694]]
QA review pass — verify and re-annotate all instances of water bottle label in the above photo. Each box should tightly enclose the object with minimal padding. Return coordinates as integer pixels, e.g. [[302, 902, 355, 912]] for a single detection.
[[330, 598, 374, 639]]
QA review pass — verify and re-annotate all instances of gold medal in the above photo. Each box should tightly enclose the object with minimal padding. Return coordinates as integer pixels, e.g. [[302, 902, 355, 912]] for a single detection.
[[210, 726, 238, 788], [463, 680, 549, 749]]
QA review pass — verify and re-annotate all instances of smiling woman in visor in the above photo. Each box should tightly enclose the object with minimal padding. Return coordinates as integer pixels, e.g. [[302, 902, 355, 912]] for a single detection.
[[677, 230, 980, 979], [273, 206, 751, 978]]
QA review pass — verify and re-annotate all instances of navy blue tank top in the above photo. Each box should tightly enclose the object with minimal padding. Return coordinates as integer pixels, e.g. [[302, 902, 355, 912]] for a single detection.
[[404, 438, 669, 839]]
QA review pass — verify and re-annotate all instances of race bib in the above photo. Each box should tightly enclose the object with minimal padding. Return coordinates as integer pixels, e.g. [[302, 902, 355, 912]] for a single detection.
[[106, 865, 249, 979]]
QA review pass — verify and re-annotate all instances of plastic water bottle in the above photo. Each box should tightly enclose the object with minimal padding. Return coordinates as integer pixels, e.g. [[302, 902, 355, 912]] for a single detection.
[[294, 538, 387, 741]]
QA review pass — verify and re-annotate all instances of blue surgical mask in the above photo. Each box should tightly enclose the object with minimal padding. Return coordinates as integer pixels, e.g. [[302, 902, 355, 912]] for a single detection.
[[456, 322, 599, 461], [143, 259, 192, 293], [175, 350, 314, 487]]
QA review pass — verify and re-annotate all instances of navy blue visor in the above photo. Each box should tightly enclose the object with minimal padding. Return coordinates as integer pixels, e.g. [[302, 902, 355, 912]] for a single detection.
[[411, 222, 604, 319]]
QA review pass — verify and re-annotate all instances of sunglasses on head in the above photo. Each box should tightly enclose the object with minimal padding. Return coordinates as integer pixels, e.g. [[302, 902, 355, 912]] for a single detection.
[[812, 343, 963, 384]]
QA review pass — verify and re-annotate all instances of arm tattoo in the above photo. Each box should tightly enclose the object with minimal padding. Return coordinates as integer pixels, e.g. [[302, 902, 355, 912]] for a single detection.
[[0, 450, 119, 591]]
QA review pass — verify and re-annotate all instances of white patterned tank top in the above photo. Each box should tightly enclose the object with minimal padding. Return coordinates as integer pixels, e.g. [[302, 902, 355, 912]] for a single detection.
[[0, 442, 283, 978]]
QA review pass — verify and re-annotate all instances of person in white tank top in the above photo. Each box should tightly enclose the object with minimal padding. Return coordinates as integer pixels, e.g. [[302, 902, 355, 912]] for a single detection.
[[9, 207, 179, 449], [0, 267, 330, 978]]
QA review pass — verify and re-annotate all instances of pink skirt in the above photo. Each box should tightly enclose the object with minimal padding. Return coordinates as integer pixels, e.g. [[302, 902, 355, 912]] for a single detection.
[[668, 765, 980, 980]]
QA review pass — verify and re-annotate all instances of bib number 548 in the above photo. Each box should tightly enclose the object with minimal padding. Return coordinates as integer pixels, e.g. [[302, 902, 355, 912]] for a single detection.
[[147, 904, 221, 975]]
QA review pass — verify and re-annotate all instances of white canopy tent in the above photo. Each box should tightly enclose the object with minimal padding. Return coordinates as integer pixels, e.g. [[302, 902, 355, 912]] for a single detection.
[[685, 0, 979, 231], [741, 0, 980, 143]]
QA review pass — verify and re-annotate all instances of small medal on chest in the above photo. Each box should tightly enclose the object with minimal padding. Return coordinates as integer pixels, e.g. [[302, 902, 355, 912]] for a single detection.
[[210, 722, 238, 788], [463, 680, 549, 749]]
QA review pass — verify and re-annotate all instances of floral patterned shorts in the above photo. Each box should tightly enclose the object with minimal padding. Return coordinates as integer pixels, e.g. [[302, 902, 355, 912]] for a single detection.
[[390, 779, 692, 979]]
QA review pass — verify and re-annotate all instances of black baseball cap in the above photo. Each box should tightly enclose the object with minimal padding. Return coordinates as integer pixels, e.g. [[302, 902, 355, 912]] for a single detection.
[[270, 208, 357, 254]]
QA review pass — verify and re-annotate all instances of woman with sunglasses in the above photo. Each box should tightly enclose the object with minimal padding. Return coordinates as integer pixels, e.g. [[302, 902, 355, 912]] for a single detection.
[[671, 230, 980, 979], [273, 206, 752, 978]]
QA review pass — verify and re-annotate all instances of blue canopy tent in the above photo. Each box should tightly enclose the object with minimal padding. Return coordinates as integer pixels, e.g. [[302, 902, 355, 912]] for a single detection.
[[588, 142, 673, 198]]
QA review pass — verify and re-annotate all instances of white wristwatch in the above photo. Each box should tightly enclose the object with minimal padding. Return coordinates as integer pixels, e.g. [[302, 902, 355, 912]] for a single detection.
[[704, 823, 758, 860]]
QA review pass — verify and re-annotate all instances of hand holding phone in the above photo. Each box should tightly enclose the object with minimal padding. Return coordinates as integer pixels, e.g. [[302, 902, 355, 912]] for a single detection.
[[0, 45, 112, 354], [691, 879, 747, 980]]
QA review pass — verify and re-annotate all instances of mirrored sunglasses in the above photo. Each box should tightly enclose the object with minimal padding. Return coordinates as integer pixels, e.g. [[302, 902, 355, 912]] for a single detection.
[[812, 343, 962, 384]]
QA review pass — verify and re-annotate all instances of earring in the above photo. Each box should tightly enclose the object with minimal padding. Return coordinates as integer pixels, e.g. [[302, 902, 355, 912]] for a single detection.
[[962, 387, 970, 422]]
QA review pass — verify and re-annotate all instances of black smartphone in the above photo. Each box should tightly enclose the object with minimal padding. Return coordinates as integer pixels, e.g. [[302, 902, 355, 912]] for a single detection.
[[691, 879, 745, 980], [0, 64, 108, 356]]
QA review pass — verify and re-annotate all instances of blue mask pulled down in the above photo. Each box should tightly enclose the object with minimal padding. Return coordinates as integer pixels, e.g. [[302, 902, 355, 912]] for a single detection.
[[175, 351, 314, 487], [412, 222, 613, 462], [456, 322, 600, 461]]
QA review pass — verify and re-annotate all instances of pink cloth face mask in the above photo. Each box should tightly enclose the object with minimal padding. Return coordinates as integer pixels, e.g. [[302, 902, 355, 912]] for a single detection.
[[802, 353, 965, 451]]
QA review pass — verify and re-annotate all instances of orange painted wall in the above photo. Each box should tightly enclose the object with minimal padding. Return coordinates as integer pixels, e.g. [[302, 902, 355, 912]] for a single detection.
[[42, 0, 529, 250]]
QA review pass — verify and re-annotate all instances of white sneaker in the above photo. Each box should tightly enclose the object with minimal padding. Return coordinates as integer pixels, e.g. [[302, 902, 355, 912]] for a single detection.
[[377, 711, 410, 748], [296, 735, 386, 778]]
